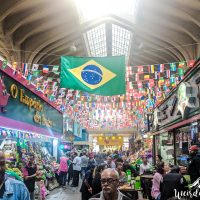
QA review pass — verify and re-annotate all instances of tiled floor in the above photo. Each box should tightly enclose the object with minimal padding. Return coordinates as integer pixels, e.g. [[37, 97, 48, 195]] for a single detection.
[[47, 186, 81, 200]]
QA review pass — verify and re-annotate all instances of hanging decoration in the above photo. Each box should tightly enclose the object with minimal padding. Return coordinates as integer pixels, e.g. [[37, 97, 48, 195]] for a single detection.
[[0, 127, 54, 142], [0, 57, 197, 131]]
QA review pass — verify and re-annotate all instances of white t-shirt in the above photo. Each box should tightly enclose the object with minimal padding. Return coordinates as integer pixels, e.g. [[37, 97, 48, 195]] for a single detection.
[[140, 163, 152, 175], [73, 156, 82, 171]]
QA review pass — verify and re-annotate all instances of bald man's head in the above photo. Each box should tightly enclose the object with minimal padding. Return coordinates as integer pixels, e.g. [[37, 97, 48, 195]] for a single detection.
[[101, 168, 119, 179], [101, 168, 119, 195]]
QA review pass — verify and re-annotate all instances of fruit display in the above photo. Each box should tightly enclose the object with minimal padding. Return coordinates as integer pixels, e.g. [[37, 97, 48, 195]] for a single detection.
[[2, 138, 60, 192], [6, 168, 23, 181]]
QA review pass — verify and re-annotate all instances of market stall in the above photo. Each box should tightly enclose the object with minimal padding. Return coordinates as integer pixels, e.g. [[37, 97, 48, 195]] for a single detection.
[[152, 59, 200, 165], [0, 61, 63, 193]]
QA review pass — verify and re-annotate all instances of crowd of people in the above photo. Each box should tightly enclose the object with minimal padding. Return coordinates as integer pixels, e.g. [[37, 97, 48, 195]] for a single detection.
[[0, 145, 200, 200], [57, 145, 200, 200], [151, 145, 200, 200], [58, 150, 137, 200]]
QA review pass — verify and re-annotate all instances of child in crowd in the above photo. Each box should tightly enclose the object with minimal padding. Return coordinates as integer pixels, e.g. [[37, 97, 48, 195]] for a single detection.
[[40, 180, 47, 200]]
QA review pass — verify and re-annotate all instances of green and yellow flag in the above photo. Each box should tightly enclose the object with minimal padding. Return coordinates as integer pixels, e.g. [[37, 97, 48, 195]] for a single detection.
[[60, 56, 126, 96]]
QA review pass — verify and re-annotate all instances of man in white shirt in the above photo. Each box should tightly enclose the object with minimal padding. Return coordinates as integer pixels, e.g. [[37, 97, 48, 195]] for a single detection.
[[139, 156, 152, 175], [71, 152, 82, 187]]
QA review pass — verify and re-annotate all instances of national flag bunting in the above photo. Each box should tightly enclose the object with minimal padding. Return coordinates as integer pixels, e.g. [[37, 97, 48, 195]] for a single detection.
[[144, 75, 150, 80], [27, 74, 32, 81], [150, 65, 155, 73], [32, 64, 39, 71], [47, 77, 53, 82], [127, 82, 133, 91], [166, 70, 171, 78], [149, 79, 155, 88], [135, 73, 139, 82], [163, 85, 167, 91], [60, 56, 126, 96], [32, 70, 41, 77], [155, 72, 160, 80], [165, 79, 170, 86], [187, 60, 195, 68], [12, 62, 18, 70], [148, 65, 150, 73], [137, 81, 143, 89], [170, 63, 176, 71], [137, 66, 143, 74], [170, 75, 176, 84], [2, 60, 8, 69], [178, 61, 185, 68], [178, 68, 184, 76], [52, 65, 59, 72], [22, 63, 29, 77], [158, 77, 164, 87], [43, 65, 49, 73], [158, 64, 164, 72]]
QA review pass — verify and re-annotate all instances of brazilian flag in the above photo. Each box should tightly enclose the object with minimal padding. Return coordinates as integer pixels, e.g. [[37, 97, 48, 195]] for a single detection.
[[60, 56, 126, 96]]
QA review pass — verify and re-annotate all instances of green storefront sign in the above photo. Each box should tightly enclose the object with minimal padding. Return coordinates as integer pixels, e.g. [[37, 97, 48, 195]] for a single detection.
[[0, 70, 63, 134]]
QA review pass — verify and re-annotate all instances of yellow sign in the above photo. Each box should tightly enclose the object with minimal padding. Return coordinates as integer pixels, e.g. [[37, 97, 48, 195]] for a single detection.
[[97, 136, 123, 146]]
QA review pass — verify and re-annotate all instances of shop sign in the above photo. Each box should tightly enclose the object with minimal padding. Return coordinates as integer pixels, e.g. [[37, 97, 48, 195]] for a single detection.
[[0, 71, 63, 134], [9, 84, 53, 127], [97, 136, 123, 146], [153, 81, 199, 130], [177, 82, 199, 119], [153, 93, 180, 129]]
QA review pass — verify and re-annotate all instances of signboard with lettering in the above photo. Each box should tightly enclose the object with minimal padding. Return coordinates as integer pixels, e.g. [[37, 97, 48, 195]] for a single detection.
[[0, 71, 63, 134], [153, 82, 199, 130], [153, 93, 180, 130], [97, 136, 123, 146], [152, 62, 200, 131]]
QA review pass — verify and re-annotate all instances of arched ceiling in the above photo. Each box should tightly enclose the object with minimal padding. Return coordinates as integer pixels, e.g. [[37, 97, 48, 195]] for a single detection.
[[0, 0, 199, 69]]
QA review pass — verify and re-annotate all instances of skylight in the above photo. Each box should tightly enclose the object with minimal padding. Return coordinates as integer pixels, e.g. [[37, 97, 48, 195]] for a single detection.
[[75, 0, 139, 23], [112, 24, 132, 56], [86, 24, 107, 57]]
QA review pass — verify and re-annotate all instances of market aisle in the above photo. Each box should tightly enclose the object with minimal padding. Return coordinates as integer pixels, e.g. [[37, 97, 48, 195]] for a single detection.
[[47, 187, 81, 200]]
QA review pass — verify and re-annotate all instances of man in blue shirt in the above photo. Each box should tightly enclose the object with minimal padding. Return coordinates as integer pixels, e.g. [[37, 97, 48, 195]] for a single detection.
[[0, 151, 30, 200]]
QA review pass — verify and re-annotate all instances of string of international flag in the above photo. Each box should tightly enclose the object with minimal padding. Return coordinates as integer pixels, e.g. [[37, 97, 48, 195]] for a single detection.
[[1, 58, 196, 104], [0, 58, 197, 130]]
